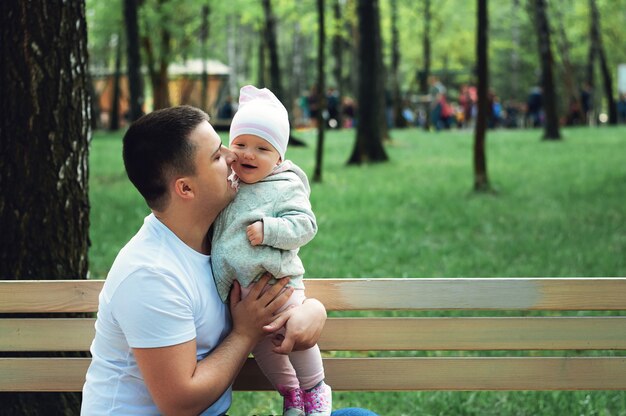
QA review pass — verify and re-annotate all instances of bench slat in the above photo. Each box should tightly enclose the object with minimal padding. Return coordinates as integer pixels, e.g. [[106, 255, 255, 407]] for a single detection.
[[2, 278, 625, 313], [320, 317, 626, 350], [2, 357, 625, 392], [0, 280, 102, 313], [306, 278, 626, 310], [3, 317, 626, 352]]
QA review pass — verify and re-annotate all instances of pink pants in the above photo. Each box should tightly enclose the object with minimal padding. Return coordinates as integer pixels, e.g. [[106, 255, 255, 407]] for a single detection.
[[241, 285, 325, 391]]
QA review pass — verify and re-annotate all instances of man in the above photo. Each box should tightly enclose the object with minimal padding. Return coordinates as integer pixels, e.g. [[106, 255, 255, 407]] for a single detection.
[[81, 106, 327, 415]]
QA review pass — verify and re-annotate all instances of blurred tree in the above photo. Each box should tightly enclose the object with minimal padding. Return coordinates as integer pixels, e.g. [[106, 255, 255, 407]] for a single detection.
[[390, 0, 407, 128], [420, 0, 432, 130], [262, 0, 283, 101], [554, 0, 582, 124], [124, 0, 145, 121], [142, 0, 172, 109], [314, 0, 327, 183], [0, 0, 91, 413], [331, 0, 345, 128], [84, 0, 626, 120], [110, 32, 123, 130], [531, 0, 561, 140], [474, 0, 491, 191], [200, 3, 210, 111], [589, 0, 617, 124], [419, 0, 432, 95], [348, 0, 388, 164]]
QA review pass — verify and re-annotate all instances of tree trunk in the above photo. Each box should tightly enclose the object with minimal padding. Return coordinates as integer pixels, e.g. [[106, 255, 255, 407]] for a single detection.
[[262, 0, 306, 147], [124, 0, 144, 121], [110, 33, 122, 131], [258, 29, 267, 87], [332, 0, 344, 128], [474, 0, 491, 192], [510, 0, 522, 103], [554, 0, 582, 125], [142, 0, 171, 110], [200, 5, 210, 112], [262, 0, 283, 102], [589, 0, 617, 124], [348, 0, 388, 164], [374, 0, 389, 141], [0, 1, 91, 414], [313, 0, 326, 183], [390, 0, 406, 128], [532, 0, 561, 140], [421, 0, 432, 130]]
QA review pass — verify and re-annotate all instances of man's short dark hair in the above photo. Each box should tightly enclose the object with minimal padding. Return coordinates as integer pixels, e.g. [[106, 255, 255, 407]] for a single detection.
[[123, 106, 210, 210]]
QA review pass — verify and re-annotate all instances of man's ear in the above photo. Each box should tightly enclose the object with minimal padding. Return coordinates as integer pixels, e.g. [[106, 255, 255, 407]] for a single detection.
[[173, 177, 195, 200]]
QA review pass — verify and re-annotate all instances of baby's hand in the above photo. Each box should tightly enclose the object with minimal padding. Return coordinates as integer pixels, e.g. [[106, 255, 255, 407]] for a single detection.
[[247, 221, 264, 246]]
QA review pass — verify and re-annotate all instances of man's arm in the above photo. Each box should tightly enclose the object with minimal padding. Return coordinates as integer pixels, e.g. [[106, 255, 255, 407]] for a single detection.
[[134, 276, 292, 416]]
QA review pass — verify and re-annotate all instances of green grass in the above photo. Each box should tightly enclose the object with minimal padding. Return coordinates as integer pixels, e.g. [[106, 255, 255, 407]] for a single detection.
[[89, 125, 626, 415]]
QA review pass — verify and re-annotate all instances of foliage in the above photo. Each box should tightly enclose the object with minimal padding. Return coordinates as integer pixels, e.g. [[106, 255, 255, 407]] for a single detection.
[[86, 0, 626, 108]]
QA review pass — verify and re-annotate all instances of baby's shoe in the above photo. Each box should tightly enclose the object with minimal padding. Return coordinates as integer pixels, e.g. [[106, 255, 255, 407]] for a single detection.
[[303, 381, 332, 416], [278, 385, 305, 416]]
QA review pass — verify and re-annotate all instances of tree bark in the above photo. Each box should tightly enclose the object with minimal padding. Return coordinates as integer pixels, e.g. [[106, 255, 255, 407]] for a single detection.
[[0, 1, 91, 413], [474, 0, 491, 192], [313, 0, 327, 183], [348, 0, 388, 164], [124, 0, 144, 121], [532, 0, 561, 140], [589, 0, 617, 124]]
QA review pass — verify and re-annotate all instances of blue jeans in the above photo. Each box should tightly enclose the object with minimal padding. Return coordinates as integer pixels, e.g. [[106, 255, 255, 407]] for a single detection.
[[332, 408, 379, 416]]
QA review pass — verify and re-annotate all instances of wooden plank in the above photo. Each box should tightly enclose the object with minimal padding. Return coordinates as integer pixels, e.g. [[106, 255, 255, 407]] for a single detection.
[[2, 278, 626, 312], [319, 317, 626, 351], [5, 316, 626, 352], [0, 280, 103, 313], [305, 278, 626, 311], [4, 357, 625, 392], [0, 319, 95, 351]]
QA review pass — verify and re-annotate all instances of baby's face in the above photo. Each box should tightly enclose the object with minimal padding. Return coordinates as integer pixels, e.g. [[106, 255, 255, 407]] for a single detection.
[[230, 134, 281, 184]]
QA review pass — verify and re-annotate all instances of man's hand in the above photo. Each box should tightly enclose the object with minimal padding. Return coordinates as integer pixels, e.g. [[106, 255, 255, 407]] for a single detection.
[[229, 274, 292, 345], [265, 298, 327, 354], [246, 221, 264, 246]]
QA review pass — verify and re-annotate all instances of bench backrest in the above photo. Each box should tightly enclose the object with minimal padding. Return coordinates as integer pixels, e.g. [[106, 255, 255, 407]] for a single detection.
[[1, 278, 626, 392]]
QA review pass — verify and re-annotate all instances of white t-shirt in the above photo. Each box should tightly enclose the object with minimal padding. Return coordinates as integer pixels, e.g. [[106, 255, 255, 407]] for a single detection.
[[81, 214, 232, 415]]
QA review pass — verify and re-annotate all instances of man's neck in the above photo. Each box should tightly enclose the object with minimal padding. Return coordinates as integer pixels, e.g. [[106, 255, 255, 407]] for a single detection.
[[153, 209, 216, 255]]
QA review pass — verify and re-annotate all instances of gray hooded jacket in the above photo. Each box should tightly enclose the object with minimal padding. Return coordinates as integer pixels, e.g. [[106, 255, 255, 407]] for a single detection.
[[211, 161, 317, 302]]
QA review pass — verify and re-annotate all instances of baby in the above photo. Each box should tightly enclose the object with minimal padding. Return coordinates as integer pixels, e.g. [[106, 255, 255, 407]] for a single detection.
[[211, 85, 331, 416]]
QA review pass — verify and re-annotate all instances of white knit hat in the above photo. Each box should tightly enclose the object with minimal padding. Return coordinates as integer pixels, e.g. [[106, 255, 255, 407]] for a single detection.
[[229, 85, 290, 160]]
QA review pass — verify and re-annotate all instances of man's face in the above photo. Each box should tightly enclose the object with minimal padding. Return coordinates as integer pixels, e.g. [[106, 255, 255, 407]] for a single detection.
[[188, 121, 237, 213], [230, 134, 281, 184]]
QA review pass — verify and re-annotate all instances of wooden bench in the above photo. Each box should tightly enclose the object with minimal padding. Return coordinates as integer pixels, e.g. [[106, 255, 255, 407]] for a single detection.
[[1, 278, 626, 392]]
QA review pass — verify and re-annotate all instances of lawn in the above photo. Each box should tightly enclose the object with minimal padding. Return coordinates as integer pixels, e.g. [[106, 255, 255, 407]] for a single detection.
[[89, 125, 626, 415]]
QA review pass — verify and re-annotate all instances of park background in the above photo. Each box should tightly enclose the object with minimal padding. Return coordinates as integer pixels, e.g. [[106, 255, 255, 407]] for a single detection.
[[2, 0, 626, 415]]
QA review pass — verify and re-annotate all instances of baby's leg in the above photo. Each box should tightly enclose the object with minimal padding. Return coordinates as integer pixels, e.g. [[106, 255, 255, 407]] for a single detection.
[[289, 344, 324, 390], [286, 290, 325, 390], [240, 284, 300, 391]]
